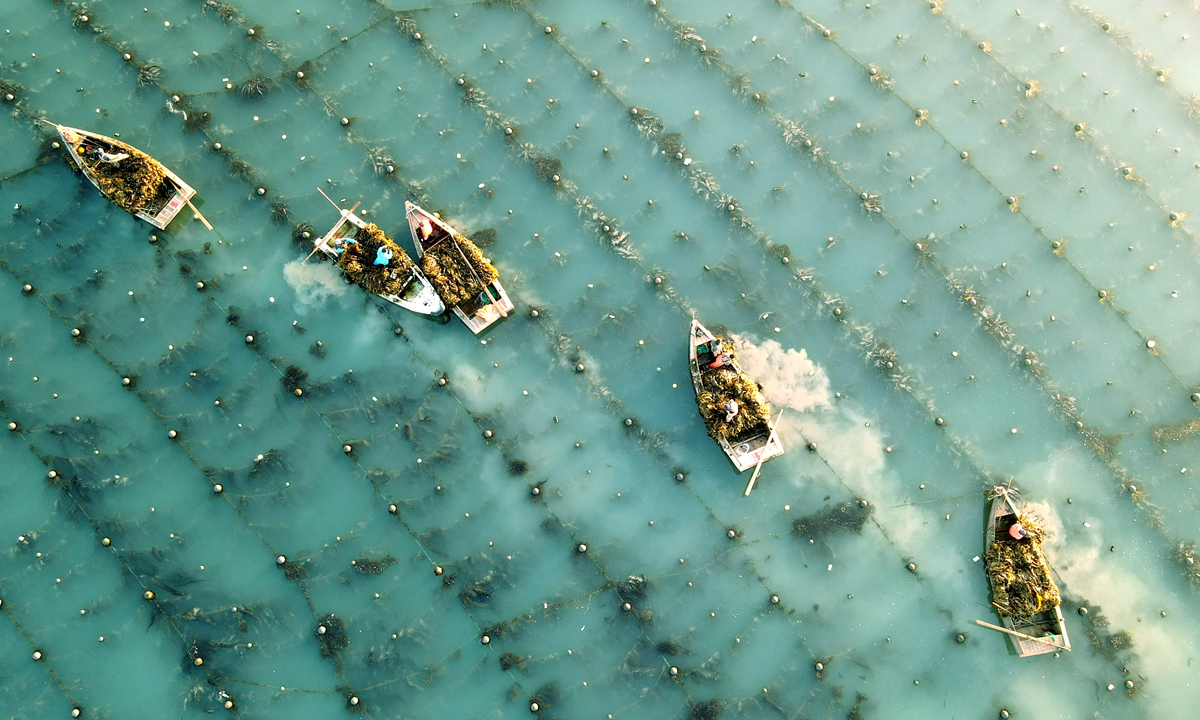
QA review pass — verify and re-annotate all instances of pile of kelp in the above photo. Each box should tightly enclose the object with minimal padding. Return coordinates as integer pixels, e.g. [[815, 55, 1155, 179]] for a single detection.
[[420, 232, 498, 307], [985, 514, 1061, 619], [695, 344, 771, 442], [335, 223, 417, 297], [78, 143, 174, 215]]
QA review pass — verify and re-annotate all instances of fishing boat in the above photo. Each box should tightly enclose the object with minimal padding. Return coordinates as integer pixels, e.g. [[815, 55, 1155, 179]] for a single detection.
[[983, 486, 1070, 658], [312, 194, 444, 317], [688, 319, 784, 473], [46, 121, 209, 230], [405, 201, 513, 334]]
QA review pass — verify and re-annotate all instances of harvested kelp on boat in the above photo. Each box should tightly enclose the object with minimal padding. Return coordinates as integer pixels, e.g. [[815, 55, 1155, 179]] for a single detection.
[[688, 320, 784, 473], [312, 194, 444, 317], [406, 201, 513, 334], [47, 121, 208, 229], [982, 486, 1070, 657]]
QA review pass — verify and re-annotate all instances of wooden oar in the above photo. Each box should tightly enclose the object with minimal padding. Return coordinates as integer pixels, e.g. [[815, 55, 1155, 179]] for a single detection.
[[743, 410, 784, 497], [316, 186, 343, 211], [303, 197, 360, 263], [974, 619, 1070, 651], [185, 197, 213, 230]]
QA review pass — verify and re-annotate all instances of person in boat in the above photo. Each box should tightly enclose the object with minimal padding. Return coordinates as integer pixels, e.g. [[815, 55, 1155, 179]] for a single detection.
[[707, 339, 732, 369], [95, 148, 130, 164], [723, 400, 739, 423], [374, 246, 393, 266], [78, 142, 129, 165], [417, 215, 434, 241], [1008, 523, 1028, 540]]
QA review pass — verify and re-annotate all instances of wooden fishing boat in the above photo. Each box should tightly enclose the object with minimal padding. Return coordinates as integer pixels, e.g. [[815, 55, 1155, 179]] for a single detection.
[[984, 486, 1070, 658], [405, 201, 513, 334], [313, 197, 444, 317], [47, 121, 208, 230], [689, 319, 784, 473]]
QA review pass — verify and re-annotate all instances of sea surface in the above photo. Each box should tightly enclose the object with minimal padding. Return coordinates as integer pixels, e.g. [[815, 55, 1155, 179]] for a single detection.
[[1, 0, 1199, 718]]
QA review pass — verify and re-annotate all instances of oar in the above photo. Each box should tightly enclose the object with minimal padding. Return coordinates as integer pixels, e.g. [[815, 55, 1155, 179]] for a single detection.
[[743, 409, 784, 497], [303, 196, 360, 263], [316, 186, 343, 211], [974, 619, 1071, 651], [185, 197, 213, 230]]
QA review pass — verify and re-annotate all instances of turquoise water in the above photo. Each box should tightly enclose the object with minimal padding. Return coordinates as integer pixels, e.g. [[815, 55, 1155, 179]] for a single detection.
[[1, 0, 1198, 717]]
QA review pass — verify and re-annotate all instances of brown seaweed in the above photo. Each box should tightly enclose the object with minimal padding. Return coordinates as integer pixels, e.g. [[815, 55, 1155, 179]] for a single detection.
[[75, 142, 174, 216], [985, 514, 1061, 619], [420, 230, 499, 307], [335, 223, 418, 297], [694, 339, 771, 442]]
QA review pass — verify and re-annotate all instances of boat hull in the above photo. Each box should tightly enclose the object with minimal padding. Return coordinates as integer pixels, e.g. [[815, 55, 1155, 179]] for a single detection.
[[406, 201, 513, 334], [55, 124, 196, 229], [689, 319, 784, 473], [316, 209, 445, 317], [985, 488, 1071, 657]]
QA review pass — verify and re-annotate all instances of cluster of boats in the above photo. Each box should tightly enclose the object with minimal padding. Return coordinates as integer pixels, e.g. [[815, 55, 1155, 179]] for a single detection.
[[47, 122, 1070, 658], [47, 121, 513, 335]]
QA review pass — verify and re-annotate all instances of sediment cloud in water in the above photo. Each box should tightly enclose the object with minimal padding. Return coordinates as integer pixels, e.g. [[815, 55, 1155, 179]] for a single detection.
[[730, 335, 831, 413], [283, 259, 348, 307]]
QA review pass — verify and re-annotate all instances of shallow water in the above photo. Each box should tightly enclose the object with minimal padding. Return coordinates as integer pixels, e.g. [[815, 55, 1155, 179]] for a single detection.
[[0, 0, 1197, 717]]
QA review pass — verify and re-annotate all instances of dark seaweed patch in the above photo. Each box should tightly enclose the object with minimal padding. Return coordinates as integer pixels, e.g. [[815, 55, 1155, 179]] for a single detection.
[[314, 613, 349, 659], [499, 652, 526, 672], [619, 574, 647, 602], [656, 639, 691, 656], [792, 501, 871, 538], [352, 555, 397, 575], [689, 699, 725, 720], [458, 579, 492, 607], [280, 365, 307, 394], [183, 110, 211, 132], [472, 227, 498, 248]]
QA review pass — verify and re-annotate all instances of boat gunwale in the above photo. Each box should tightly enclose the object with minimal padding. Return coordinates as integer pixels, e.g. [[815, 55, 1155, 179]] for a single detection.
[[984, 487, 1071, 657], [404, 200, 512, 334], [688, 319, 784, 473], [314, 207, 444, 316], [53, 123, 194, 229]]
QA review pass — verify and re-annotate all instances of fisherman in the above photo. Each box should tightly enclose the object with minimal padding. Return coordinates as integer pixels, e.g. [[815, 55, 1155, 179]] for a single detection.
[[374, 246, 393, 266], [707, 339, 731, 369], [1008, 522, 1028, 540], [95, 148, 130, 164], [81, 143, 128, 164], [418, 215, 434, 241], [723, 399, 739, 423]]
